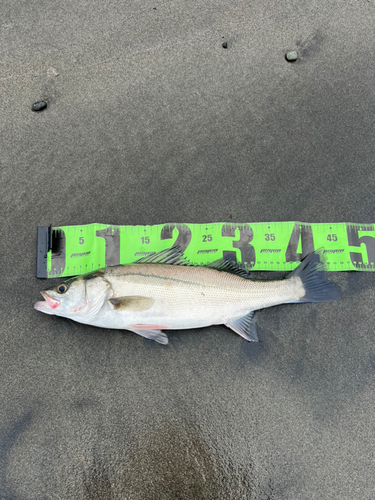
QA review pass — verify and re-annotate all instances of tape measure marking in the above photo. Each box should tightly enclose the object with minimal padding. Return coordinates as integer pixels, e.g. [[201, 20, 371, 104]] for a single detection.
[[35, 222, 375, 278]]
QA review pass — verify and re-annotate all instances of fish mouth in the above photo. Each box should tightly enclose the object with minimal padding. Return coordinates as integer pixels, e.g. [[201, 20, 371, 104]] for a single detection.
[[33, 291, 60, 314]]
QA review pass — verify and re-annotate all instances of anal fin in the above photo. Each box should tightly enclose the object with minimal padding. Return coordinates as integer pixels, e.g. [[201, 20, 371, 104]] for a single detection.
[[225, 312, 258, 342], [126, 326, 169, 345]]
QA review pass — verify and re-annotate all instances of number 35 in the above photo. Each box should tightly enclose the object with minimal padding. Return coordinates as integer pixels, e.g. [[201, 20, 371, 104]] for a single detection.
[[265, 233, 275, 241]]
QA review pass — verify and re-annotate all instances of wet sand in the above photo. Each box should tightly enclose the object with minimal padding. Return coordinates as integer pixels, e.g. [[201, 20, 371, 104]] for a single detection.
[[1, 0, 375, 498]]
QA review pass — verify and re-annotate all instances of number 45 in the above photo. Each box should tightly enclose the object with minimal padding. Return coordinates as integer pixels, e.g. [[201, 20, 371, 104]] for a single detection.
[[327, 234, 337, 242]]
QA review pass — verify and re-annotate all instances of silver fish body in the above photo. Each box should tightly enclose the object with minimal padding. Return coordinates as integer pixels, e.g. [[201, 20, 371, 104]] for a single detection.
[[34, 248, 341, 344]]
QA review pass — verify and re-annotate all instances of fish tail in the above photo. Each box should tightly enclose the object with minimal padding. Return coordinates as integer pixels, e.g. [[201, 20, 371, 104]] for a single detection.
[[288, 251, 341, 303]]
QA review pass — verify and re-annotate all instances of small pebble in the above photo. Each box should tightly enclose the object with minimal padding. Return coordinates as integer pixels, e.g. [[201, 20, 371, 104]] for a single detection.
[[222, 42, 228, 49], [32, 101, 47, 112], [285, 51, 298, 62], [47, 67, 59, 78]]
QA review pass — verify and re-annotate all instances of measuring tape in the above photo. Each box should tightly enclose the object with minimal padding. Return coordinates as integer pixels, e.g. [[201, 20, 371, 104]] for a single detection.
[[36, 222, 375, 278]]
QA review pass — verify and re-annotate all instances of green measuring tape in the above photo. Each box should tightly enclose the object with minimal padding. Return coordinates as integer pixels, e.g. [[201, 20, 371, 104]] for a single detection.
[[36, 222, 375, 278]]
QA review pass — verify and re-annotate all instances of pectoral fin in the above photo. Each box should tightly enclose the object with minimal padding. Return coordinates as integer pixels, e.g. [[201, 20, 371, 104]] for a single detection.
[[108, 296, 154, 311], [126, 326, 169, 345], [225, 312, 258, 342]]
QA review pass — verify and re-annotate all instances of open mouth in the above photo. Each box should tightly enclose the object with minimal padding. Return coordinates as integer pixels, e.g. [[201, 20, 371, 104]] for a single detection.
[[33, 291, 60, 314]]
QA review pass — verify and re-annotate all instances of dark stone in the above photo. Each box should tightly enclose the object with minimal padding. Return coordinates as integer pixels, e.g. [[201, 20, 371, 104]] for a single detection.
[[32, 101, 47, 112]]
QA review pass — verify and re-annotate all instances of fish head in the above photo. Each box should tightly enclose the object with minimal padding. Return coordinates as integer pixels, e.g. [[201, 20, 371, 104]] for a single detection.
[[34, 277, 87, 317], [34, 270, 112, 319]]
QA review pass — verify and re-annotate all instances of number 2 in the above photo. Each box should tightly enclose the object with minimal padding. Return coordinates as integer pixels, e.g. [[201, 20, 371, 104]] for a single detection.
[[160, 224, 192, 253]]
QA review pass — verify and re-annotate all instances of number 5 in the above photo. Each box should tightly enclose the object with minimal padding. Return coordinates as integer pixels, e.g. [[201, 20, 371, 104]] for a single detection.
[[346, 225, 375, 268]]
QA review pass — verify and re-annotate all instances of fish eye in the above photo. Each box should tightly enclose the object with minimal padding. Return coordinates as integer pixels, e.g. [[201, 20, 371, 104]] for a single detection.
[[57, 283, 68, 294]]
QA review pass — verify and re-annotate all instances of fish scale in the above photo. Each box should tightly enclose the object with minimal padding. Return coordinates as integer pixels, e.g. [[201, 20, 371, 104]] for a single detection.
[[107, 265, 302, 316]]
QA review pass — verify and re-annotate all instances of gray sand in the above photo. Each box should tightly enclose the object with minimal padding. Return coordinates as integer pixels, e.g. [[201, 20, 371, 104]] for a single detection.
[[1, 0, 375, 498]]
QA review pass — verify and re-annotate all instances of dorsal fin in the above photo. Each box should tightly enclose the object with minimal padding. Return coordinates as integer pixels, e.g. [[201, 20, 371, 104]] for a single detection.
[[204, 258, 250, 278], [133, 246, 192, 266], [133, 246, 250, 278]]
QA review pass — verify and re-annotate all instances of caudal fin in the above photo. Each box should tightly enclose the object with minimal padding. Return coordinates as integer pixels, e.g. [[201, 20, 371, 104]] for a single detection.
[[288, 251, 341, 303]]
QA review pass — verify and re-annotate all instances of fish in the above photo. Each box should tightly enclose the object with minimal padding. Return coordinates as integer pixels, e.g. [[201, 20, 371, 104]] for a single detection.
[[34, 247, 341, 345]]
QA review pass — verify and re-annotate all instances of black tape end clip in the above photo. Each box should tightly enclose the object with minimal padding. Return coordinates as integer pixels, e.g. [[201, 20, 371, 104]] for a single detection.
[[36, 225, 53, 278]]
